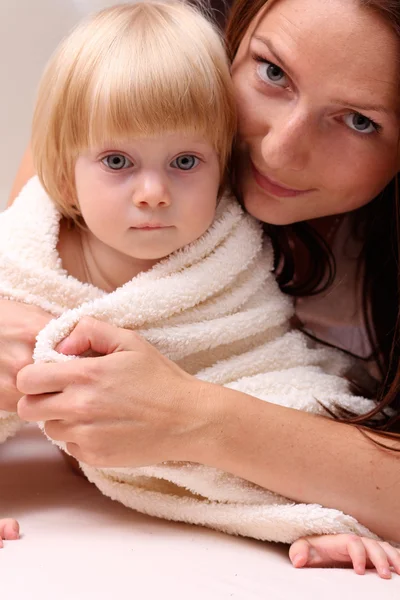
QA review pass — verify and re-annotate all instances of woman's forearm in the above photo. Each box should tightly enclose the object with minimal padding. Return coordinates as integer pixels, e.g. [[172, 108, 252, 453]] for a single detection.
[[8, 145, 35, 206], [192, 381, 400, 542], [15, 318, 399, 540]]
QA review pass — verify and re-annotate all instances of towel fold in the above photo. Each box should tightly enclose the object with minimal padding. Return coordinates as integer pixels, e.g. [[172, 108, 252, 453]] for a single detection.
[[0, 177, 379, 543]]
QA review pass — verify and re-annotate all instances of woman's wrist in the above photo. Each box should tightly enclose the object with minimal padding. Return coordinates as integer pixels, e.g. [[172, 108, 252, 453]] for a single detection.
[[181, 379, 246, 470]]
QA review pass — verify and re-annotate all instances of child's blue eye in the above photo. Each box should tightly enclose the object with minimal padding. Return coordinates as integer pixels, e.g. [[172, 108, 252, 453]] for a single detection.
[[102, 154, 133, 170], [171, 155, 199, 170]]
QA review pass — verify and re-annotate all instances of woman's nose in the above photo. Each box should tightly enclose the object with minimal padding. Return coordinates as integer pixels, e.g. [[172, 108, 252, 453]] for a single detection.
[[132, 175, 171, 208], [261, 110, 312, 172]]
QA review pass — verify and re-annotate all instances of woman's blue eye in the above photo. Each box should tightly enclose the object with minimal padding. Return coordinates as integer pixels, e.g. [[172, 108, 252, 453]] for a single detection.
[[343, 113, 377, 134], [102, 154, 133, 170], [256, 59, 288, 87], [171, 155, 199, 170]]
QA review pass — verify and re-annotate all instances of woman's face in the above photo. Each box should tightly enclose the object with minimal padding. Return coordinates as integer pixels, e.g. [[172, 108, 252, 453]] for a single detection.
[[231, 0, 400, 225]]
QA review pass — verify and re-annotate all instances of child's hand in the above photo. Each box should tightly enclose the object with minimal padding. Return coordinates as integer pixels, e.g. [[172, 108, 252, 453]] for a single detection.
[[0, 299, 51, 412], [289, 534, 400, 579], [0, 518, 19, 548]]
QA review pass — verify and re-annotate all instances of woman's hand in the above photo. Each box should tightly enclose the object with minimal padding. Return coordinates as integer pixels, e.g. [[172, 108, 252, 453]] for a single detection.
[[0, 299, 51, 412], [17, 317, 215, 467], [15, 321, 400, 543]]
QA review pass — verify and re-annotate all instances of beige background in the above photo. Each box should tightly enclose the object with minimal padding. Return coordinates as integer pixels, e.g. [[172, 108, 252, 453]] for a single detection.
[[0, 0, 130, 208]]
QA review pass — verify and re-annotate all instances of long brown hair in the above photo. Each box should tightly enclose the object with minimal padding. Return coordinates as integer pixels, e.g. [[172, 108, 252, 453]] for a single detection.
[[225, 0, 400, 435]]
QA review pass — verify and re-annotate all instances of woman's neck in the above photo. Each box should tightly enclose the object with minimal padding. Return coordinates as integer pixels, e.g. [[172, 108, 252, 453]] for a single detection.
[[57, 220, 158, 292], [307, 214, 344, 242]]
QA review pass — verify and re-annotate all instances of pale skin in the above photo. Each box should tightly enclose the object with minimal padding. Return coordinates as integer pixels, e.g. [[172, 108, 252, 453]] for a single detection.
[[71, 134, 220, 289], [0, 519, 19, 547], [2, 0, 400, 575]]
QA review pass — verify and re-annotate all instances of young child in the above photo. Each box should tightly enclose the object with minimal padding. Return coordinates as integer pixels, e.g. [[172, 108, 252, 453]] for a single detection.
[[0, 1, 398, 576]]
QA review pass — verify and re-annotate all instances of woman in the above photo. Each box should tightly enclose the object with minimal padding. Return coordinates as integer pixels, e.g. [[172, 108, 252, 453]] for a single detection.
[[3, 0, 400, 548]]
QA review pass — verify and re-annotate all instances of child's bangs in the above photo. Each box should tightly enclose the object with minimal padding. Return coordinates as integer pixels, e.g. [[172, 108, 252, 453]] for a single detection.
[[80, 7, 228, 151], [86, 74, 220, 150]]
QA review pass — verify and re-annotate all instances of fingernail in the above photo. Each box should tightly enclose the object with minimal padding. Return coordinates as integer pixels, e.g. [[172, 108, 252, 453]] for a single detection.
[[381, 569, 391, 579], [292, 554, 303, 568], [355, 564, 365, 575]]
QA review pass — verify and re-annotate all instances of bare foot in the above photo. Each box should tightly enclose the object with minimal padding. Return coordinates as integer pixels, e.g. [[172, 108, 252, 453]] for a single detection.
[[289, 534, 400, 579], [0, 518, 20, 548]]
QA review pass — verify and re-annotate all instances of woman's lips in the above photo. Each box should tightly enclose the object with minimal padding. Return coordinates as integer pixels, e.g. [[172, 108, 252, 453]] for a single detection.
[[250, 162, 314, 198]]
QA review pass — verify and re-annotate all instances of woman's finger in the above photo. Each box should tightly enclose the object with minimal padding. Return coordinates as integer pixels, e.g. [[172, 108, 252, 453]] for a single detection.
[[17, 360, 87, 396], [56, 317, 144, 356], [65, 442, 85, 462], [17, 393, 72, 422], [362, 538, 392, 579], [44, 419, 74, 443]]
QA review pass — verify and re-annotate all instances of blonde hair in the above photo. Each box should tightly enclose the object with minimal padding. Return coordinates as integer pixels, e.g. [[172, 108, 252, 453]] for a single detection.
[[31, 1, 236, 221]]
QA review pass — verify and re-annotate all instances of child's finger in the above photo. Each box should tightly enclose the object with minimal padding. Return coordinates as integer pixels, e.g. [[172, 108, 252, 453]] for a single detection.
[[289, 538, 311, 568], [363, 538, 392, 579], [347, 536, 368, 575], [379, 542, 400, 575], [0, 518, 19, 541]]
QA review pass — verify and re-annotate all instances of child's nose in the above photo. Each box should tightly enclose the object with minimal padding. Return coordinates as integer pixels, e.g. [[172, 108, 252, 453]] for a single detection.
[[132, 175, 171, 208]]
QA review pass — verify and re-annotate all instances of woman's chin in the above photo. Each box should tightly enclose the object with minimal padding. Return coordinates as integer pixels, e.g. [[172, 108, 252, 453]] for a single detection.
[[242, 185, 294, 226]]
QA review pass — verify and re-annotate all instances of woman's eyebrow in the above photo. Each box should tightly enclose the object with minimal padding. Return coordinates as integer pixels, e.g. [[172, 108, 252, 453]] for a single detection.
[[330, 99, 393, 116], [253, 34, 395, 117], [252, 35, 294, 79]]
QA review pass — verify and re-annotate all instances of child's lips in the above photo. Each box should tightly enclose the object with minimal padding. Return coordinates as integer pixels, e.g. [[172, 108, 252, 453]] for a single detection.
[[131, 223, 171, 229]]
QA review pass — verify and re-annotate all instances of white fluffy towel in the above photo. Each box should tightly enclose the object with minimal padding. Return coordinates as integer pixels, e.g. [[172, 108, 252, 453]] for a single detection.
[[0, 177, 379, 543]]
